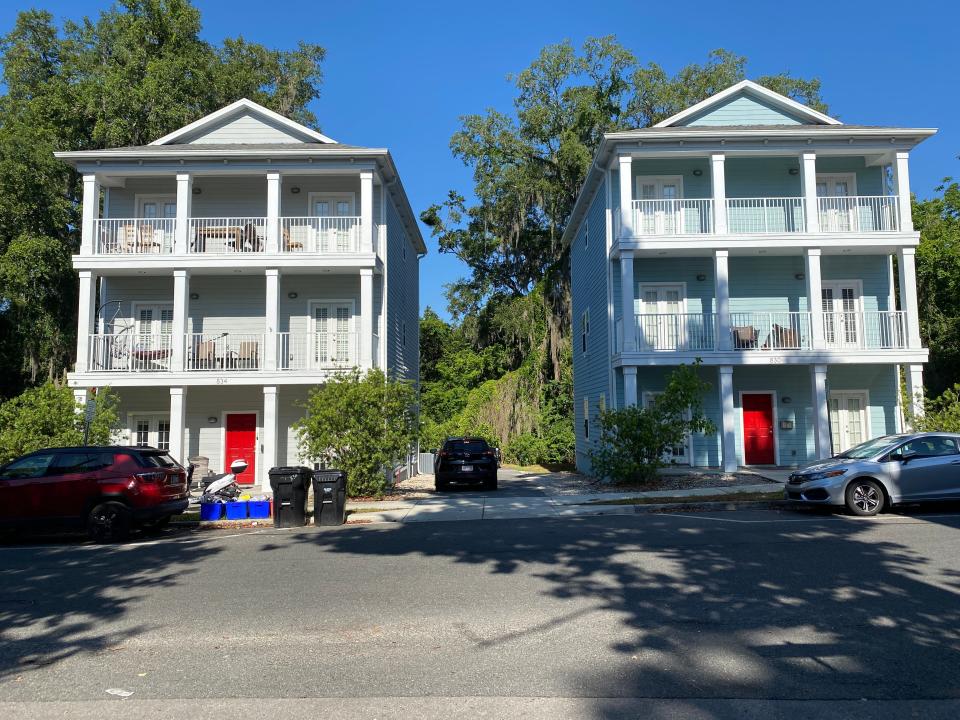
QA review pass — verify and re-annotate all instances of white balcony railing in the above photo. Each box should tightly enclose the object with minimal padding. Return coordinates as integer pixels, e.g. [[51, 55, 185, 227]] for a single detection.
[[185, 333, 264, 370], [636, 313, 716, 351], [730, 312, 812, 350], [630, 199, 713, 236], [278, 332, 359, 370], [726, 198, 805, 234], [94, 219, 176, 254], [88, 333, 173, 372], [818, 196, 899, 233], [188, 218, 267, 253], [280, 217, 361, 253], [823, 311, 906, 350]]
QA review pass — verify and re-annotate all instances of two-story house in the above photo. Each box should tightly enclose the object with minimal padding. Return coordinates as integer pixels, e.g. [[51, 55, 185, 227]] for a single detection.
[[57, 99, 424, 489], [566, 81, 935, 473]]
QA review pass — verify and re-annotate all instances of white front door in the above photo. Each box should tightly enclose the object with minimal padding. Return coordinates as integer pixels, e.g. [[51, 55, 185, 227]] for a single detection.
[[131, 414, 172, 451], [822, 282, 861, 349], [638, 284, 684, 350], [635, 177, 683, 234], [136, 195, 177, 252], [134, 303, 174, 353], [310, 194, 355, 252], [312, 303, 354, 366], [829, 391, 869, 454], [817, 175, 857, 232]]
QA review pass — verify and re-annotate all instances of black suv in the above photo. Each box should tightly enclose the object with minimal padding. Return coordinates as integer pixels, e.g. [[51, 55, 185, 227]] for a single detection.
[[435, 437, 498, 491]]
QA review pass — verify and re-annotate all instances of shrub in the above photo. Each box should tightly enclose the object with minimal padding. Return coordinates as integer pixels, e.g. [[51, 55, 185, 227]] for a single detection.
[[589, 364, 715, 485], [504, 433, 546, 465], [294, 369, 418, 498], [0, 382, 120, 464], [907, 383, 960, 433]]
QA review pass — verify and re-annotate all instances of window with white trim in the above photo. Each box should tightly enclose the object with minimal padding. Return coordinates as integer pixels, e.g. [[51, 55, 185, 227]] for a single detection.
[[599, 393, 606, 413], [583, 217, 589, 248], [580, 309, 590, 354], [583, 396, 590, 440]]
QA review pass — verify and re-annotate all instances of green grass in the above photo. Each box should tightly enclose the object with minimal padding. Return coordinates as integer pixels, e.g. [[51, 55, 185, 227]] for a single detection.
[[584, 490, 783, 506]]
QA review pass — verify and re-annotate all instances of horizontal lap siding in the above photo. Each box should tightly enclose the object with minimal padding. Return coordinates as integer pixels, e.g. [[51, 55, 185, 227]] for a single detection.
[[632, 159, 711, 198], [571, 178, 609, 473], [815, 157, 882, 196], [725, 158, 803, 198], [821, 255, 891, 312], [182, 112, 305, 144], [828, 364, 900, 437], [385, 197, 418, 383], [732, 365, 814, 467], [633, 258, 715, 314], [729, 257, 809, 313], [680, 95, 807, 126]]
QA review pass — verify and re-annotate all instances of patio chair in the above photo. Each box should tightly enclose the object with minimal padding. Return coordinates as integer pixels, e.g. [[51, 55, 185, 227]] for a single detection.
[[192, 339, 217, 369], [282, 226, 303, 252], [731, 325, 758, 349], [138, 223, 162, 254], [118, 224, 139, 254], [763, 324, 800, 350], [232, 341, 259, 370]]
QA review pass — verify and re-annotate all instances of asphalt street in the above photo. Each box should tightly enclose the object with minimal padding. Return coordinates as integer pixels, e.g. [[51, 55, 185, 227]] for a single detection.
[[2, 496, 960, 718]]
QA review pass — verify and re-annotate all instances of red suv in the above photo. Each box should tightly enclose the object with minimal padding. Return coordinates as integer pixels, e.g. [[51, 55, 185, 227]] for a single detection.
[[0, 446, 189, 541]]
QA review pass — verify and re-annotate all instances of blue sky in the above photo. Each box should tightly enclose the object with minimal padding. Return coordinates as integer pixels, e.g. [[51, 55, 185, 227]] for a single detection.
[[3, 0, 956, 320]]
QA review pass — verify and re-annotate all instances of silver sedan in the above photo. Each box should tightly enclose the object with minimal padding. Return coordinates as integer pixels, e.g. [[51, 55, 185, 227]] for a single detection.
[[785, 432, 960, 516]]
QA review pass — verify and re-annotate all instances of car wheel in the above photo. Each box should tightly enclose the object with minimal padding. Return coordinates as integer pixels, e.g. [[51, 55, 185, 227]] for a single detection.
[[87, 502, 131, 542], [484, 474, 498, 491], [434, 478, 448, 492], [845, 479, 885, 517]]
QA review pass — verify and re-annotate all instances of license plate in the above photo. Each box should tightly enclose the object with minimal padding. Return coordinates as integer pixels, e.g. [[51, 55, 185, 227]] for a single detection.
[[461, 465, 473, 472]]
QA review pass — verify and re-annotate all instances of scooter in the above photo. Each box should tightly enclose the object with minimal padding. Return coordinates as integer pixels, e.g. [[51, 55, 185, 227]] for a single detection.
[[200, 459, 249, 503]]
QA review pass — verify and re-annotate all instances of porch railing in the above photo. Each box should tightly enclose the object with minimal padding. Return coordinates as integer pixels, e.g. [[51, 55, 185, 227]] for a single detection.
[[277, 332, 360, 370], [88, 333, 174, 372], [629, 199, 713, 235], [94, 219, 175, 254], [185, 333, 264, 370], [823, 310, 906, 350], [730, 312, 812, 350], [280, 216, 361, 253], [726, 198, 805, 234], [818, 196, 899, 233], [188, 218, 267, 253], [635, 313, 716, 351]]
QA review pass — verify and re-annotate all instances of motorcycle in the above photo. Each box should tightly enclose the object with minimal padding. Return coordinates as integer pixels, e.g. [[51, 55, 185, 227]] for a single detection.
[[200, 459, 249, 503]]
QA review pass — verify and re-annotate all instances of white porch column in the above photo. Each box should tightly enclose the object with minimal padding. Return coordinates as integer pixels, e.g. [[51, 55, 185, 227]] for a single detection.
[[897, 247, 922, 349], [81, 175, 100, 255], [800, 152, 820, 233], [623, 366, 638, 407], [360, 171, 374, 252], [620, 251, 636, 352], [169, 387, 187, 466], [711, 153, 727, 235], [262, 386, 278, 491], [75, 270, 96, 372], [714, 250, 731, 351], [360, 268, 374, 368], [905, 364, 925, 427], [618, 155, 633, 238], [73, 388, 88, 413], [811, 364, 831, 459], [266, 172, 282, 253], [175, 173, 192, 254], [171, 270, 190, 372], [805, 248, 825, 349], [265, 268, 280, 371], [719, 366, 737, 472], [892, 151, 913, 231]]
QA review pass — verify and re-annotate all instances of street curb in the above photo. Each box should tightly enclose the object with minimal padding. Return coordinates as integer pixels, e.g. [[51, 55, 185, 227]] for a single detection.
[[630, 499, 791, 513]]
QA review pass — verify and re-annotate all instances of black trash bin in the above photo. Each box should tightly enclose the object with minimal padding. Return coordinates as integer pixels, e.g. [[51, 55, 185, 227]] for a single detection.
[[269, 466, 311, 527], [312, 469, 347, 526]]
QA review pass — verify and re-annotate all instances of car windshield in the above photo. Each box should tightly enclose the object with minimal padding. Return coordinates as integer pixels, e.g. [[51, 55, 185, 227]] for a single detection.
[[835, 436, 903, 460], [444, 439, 489, 453]]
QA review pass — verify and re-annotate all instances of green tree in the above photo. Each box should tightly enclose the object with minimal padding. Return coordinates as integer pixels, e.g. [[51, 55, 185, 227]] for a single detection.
[[590, 364, 715, 484], [907, 384, 960, 434], [294, 370, 418, 498], [0, 383, 120, 463]]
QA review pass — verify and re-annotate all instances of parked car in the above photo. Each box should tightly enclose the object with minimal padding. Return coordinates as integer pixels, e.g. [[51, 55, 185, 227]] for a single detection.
[[435, 437, 498, 491], [785, 432, 960, 516], [0, 446, 189, 541]]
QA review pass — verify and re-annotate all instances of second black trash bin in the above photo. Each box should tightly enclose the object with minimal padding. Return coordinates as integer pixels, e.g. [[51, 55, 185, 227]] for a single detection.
[[312, 469, 347, 526], [269, 466, 311, 528]]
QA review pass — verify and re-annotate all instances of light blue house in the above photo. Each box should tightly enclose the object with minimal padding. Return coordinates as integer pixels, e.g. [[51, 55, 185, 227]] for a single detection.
[[565, 81, 936, 473]]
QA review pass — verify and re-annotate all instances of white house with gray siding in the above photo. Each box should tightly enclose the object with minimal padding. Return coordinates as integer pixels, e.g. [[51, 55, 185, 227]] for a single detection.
[[566, 81, 935, 473], [57, 99, 424, 489]]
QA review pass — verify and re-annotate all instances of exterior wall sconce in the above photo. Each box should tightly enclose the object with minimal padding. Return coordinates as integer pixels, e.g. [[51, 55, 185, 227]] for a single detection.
[[782, 397, 792, 404], [788, 168, 800, 175], [794, 273, 805, 280], [696, 273, 707, 281], [287, 291, 298, 299], [692, 169, 703, 176], [192, 187, 202, 194], [207, 416, 218, 424], [189, 292, 199, 300], [290, 186, 301, 194]]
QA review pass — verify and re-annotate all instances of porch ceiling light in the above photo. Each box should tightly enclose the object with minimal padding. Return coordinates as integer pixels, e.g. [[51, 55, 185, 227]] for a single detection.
[[692, 169, 703, 177], [794, 273, 805, 280], [290, 186, 301, 194], [696, 273, 706, 281], [192, 187, 202, 194], [288, 291, 298, 299], [189, 292, 199, 300], [788, 168, 799, 175], [208, 416, 217, 424]]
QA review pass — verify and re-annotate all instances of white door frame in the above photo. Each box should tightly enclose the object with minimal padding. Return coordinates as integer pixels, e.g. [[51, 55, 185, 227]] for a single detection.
[[738, 390, 780, 467], [135, 194, 177, 218], [127, 412, 172, 451], [828, 389, 871, 454], [821, 279, 864, 348], [308, 298, 356, 367], [307, 192, 356, 215]]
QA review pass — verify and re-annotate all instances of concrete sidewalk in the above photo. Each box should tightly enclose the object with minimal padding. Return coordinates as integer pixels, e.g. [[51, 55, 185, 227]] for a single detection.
[[346, 483, 781, 524]]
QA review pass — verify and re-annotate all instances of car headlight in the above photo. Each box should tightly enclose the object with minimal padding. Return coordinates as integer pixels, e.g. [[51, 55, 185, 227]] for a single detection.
[[807, 469, 847, 482]]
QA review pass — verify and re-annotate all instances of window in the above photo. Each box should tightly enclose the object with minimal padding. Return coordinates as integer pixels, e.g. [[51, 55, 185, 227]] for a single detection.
[[900, 437, 959, 459], [51, 452, 113, 474], [0, 453, 55, 480], [402, 320, 407, 347], [599, 393, 606, 413], [581, 309, 590, 354], [583, 396, 590, 440], [583, 217, 589, 248]]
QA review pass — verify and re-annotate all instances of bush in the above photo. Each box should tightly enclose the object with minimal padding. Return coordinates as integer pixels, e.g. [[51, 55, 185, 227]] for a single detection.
[[907, 383, 960, 433], [589, 364, 715, 485], [0, 382, 120, 464], [504, 433, 546, 465], [294, 369, 418, 498]]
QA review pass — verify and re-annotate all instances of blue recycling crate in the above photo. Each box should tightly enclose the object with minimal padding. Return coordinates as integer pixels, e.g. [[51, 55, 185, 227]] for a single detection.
[[199, 502, 223, 521], [225, 501, 248, 520], [248, 500, 270, 519]]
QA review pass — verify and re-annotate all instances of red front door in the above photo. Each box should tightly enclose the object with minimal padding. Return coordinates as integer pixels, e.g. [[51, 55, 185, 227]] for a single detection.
[[742, 393, 775, 465], [225, 413, 257, 485]]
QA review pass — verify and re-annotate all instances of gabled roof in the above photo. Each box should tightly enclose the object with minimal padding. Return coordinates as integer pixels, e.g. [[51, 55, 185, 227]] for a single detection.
[[654, 79, 841, 128], [150, 98, 336, 145]]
